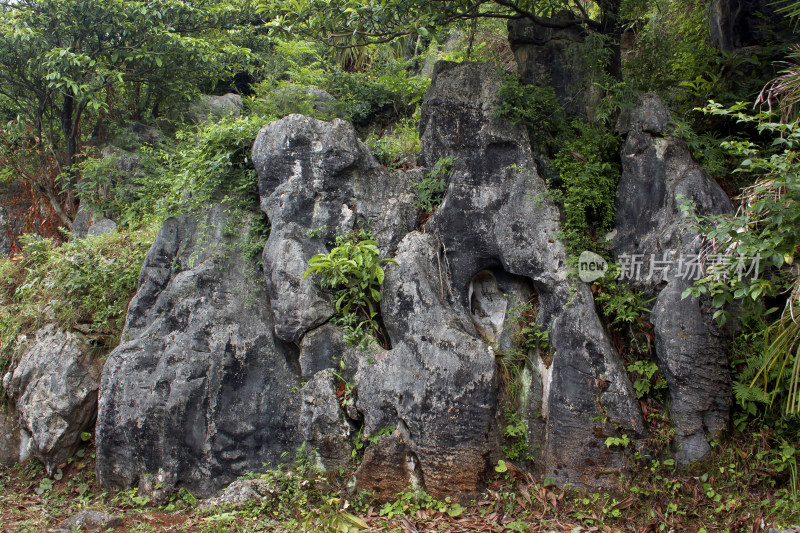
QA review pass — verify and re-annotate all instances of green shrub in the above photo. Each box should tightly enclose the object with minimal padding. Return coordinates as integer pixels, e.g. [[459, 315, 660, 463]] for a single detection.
[[0, 228, 154, 394], [412, 155, 455, 213], [496, 72, 566, 153], [682, 103, 800, 419], [550, 121, 621, 255], [364, 113, 421, 170], [304, 229, 396, 350], [331, 69, 429, 126]]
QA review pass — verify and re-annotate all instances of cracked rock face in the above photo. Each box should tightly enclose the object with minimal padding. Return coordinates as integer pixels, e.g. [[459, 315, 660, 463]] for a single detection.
[[96, 206, 302, 497], [613, 93, 734, 464]]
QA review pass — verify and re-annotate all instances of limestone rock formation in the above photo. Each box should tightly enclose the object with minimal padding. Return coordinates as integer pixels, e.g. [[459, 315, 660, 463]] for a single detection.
[[252, 114, 420, 343], [90, 64, 736, 503], [95, 206, 302, 497], [613, 93, 734, 464], [420, 60, 645, 488], [3, 326, 101, 472], [353, 231, 497, 499], [507, 12, 595, 116]]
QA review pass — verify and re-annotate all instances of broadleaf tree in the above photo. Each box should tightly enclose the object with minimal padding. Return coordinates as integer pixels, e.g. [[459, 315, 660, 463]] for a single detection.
[[0, 0, 256, 228]]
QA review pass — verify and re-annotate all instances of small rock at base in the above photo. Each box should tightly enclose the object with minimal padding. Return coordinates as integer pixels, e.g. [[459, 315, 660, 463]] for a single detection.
[[55, 510, 122, 531]]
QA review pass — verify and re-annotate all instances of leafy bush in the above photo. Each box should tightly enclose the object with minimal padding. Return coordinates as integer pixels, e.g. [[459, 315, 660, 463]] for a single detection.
[[364, 113, 421, 170], [412, 155, 455, 213], [331, 69, 429, 126], [682, 102, 800, 419], [623, 0, 717, 99], [550, 121, 621, 255], [304, 229, 396, 350], [496, 72, 566, 153]]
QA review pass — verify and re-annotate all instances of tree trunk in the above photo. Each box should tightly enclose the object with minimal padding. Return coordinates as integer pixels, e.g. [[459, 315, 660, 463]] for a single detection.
[[60, 90, 76, 165]]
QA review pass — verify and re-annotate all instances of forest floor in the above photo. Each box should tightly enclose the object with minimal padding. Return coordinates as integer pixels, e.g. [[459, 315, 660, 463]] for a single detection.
[[1, 430, 799, 533]]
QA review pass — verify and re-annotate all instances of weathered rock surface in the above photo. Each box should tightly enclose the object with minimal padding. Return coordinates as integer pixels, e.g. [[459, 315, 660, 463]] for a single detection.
[[354, 231, 496, 499], [71, 207, 117, 239], [55, 510, 122, 532], [613, 93, 734, 464], [0, 402, 24, 466], [507, 12, 595, 116], [199, 478, 276, 510], [252, 114, 420, 343], [96, 205, 302, 497], [421, 61, 645, 488], [300, 369, 354, 471], [4, 326, 101, 472]]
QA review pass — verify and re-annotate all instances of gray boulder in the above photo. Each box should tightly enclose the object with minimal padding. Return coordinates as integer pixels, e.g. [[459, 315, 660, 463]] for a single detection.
[[188, 93, 243, 124], [4, 325, 101, 472], [55, 510, 122, 532], [199, 478, 277, 510], [421, 61, 645, 488], [252, 114, 420, 343], [95, 205, 302, 497], [613, 93, 734, 464]]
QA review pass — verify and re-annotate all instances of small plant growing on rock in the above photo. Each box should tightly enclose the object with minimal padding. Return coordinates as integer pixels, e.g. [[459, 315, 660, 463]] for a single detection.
[[304, 228, 395, 350], [413, 155, 455, 215]]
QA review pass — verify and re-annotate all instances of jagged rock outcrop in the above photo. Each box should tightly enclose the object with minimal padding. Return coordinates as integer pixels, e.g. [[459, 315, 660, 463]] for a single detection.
[[507, 12, 595, 116], [353, 231, 497, 499], [96, 206, 302, 497], [252, 114, 420, 343], [89, 65, 714, 503], [613, 93, 734, 464], [3, 326, 102, 472], [420, 61, 645, 488]]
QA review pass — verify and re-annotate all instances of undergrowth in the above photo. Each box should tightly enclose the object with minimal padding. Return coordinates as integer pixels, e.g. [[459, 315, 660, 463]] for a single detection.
[[0, 228, 154, 395], [2, 426, 799, 532]]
